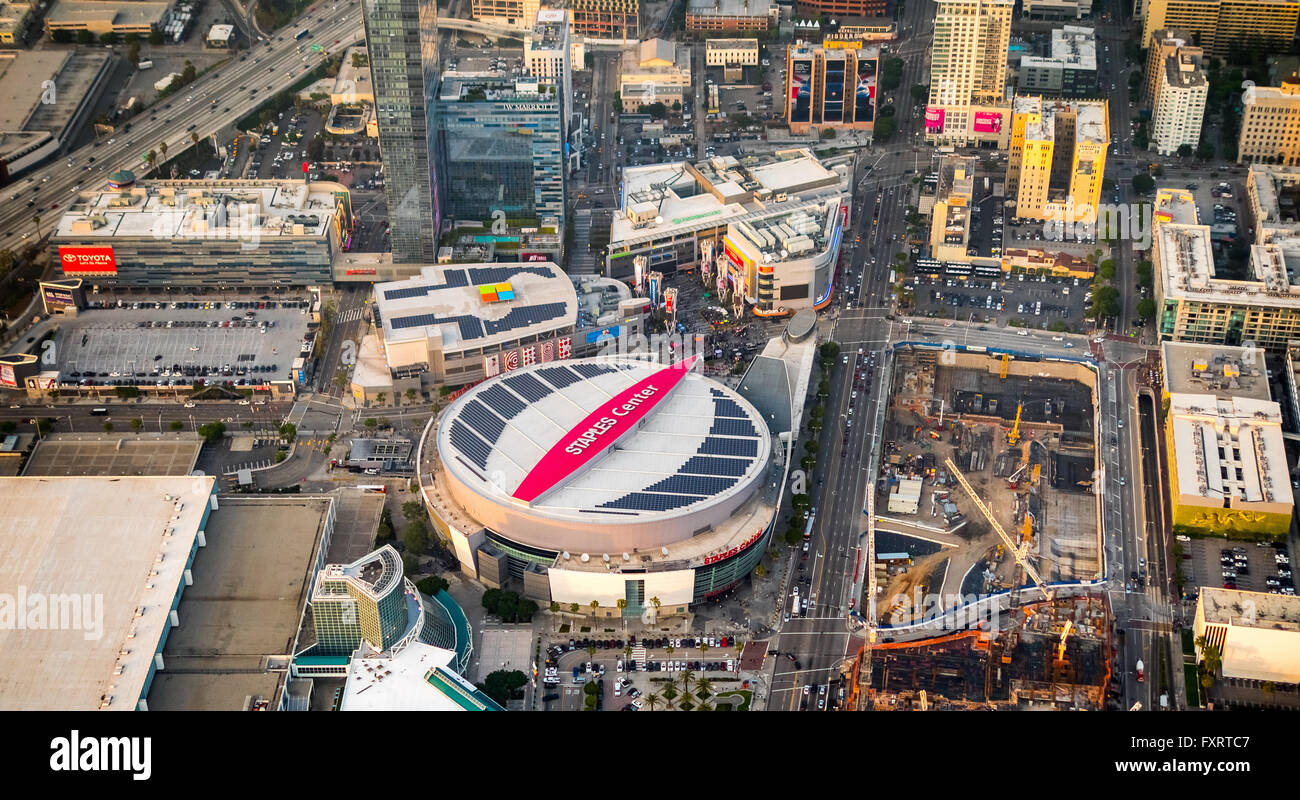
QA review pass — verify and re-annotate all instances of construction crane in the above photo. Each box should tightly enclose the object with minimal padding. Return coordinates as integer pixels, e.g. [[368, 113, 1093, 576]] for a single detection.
[[1007, 402, 1023, 446], [999, 353, 1010, 379], [1020, 510, 1034, 545], [917, 690, 929, 711], [1057, 620, 1073, 661], [944, 457, 1052, 602]]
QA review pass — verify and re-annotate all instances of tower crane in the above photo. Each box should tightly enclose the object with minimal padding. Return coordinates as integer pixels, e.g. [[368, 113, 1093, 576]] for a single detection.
[[1057, 620, 1073, 661], [944, 458, 1052, 603]]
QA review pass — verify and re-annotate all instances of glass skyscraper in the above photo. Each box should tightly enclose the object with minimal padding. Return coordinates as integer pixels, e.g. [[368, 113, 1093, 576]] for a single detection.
[[361, 0, 441, 263], [436, 76, 566, 242]]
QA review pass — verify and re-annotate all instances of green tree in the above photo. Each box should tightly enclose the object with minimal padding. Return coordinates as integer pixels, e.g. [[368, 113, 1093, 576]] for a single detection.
[[103, 422, 114, 433], [821, 127, 837, 140], [405, 388, 417, 403], [149, 30, 164, 46], [51, 29, 73, 44], [1132, 173, 1155, 195], [1098, 259, 1116, 282], [129, 417, 143, 432], [279, 422, 297, 444], [479, 669, 527, 705], [401, 500, 424, 522], [364, 417, 378, 428], [1176, 143, 1194, 159], [197, 421, 226, 443], [76, 30, 93, 45], [874, 116, 898, 141], [1137, 298, 1156, 320], [910, 84, 929, 102], [181, 60, 196, 83], [416, 575, 449, 595], [404, 517, 431, 555]]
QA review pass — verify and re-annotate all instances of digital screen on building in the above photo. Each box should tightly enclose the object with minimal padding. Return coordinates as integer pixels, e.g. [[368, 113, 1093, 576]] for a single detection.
[[855, 58, 877, 123], [924, 107, 945, 132], [41, 286, 77, 310], [823, 60, 845, 123], [521, 252, 549, 262], [790, 59, 812, 124], [58, 246, 117, 275], [973, 111, 1003, 133], [0, 364, 14, 389]]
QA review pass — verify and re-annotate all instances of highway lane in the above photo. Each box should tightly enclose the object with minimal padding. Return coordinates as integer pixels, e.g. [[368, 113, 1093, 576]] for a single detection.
[[1, 6, 365, 251]]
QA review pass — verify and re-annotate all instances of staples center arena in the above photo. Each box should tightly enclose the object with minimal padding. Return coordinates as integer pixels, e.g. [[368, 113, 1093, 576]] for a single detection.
[[420, 355, 782, 618]]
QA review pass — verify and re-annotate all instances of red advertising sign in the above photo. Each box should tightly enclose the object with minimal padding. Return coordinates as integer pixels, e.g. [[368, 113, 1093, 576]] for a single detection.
[[0, 365, 14, 389], [924, 107, 945, 131], [345, 268, 378, 275], [483, 353, 501, 378], [557, 337, 572, 360], [503, 349, 520, 372], [703, 528, 764, 565], [540, 340, 555, 363], [59, 246, 117, 275], [511, 356, 699, 503], [973, 111, 1003, 133], [521, 344, 537, 367], [521, 252, 549, 262]]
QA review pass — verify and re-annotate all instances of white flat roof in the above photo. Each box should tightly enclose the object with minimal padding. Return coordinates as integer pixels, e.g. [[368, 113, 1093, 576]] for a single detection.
[[1167, 393, 1291, 508], [0, 476, 212, 710], [54, 180, 346, 241], [341, 643, 499, 710]]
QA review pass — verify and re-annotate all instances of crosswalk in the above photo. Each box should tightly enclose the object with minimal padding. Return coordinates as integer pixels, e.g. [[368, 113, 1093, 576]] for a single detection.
[[336, 307, 365, 324]]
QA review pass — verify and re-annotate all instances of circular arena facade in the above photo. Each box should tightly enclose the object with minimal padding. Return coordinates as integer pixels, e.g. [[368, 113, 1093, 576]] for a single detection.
[[422, 355, 780, 617]]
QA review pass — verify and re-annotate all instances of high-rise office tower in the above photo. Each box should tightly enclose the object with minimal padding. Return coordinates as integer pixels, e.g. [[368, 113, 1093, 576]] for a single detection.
[[436, 75, 567, 243], [1151, 48, 1207, 156], [925, 0, 1014, 147], [362, 0, 440, 263], [1238, 75, 1300, 166], [1006, 96, 1109, 224], [1141, 0, 1300, 57]]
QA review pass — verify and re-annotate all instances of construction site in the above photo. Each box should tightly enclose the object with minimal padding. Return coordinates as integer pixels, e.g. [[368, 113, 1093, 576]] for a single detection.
[[844, 595, 1114, 710], [871, 347, 1104, 629]]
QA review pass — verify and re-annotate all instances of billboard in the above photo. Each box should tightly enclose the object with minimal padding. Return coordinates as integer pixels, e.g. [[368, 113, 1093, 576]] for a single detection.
[[0, 365, 13, 389], [973, 111, 1003, 133], [790, 58, 812, 124], [483, 353, 501, 378], [924, 107, 945, 132], [855, 57, 877, 124], [59, 246, 117, 275], [557, 336, 572, 359], [521, 252, 549, 262], [823, 59, 845, 123], [41, 286, 78, 311], [511, 356, 699, 503], [345, 268, 377, 275], [503, 349, 520, 372], [585, 326, 620, 344]]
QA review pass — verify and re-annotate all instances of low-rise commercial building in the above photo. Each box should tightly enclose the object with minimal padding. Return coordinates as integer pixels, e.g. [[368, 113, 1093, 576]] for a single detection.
[[1248, 163, 1300, 241], [358, 262, 648, 397], [794, 0, 887, 18], [0, 50, 112, 181], [1150, 45, 1207, 156], [45, 0, 171, 36], [569, 0, 639, 39], [685, 0, 775, 35], [1022, 0, 1092, 16], [1238, 74, 1300, 167], [619, 38, 692, 112], [1195, 588, 1300, 683], [785, 40, 879, 134], [1017, 25, 1099, 98], [470, 0, 540, 29], [50, 178, 352, 287], [705, 37, 759, 67], [607, 149, 850, 316]]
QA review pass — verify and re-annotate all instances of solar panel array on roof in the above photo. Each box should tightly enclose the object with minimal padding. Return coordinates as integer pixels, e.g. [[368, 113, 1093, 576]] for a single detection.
[[599, 492, 703, 512], [711, 396, 748, 419], [461, 399, 506, 443], [570, 362, 620, 380], [479, 384, 527, 418], [467, 266, 554, 284], [482, 302, 568, 336], [388, 312, 484, 342], [678, 455, 750, 477], [450, 420, 491, 468], [381, 269, 469, 301], [535, 365, 583, 389], [710, 417, 757, 438], [504, 372, 553, 403], [697, 437, 758, 457], [642, 474, 738, 496]]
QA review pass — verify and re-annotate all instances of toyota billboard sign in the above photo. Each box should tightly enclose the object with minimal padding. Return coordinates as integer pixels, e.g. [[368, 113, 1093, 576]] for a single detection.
[[59, 246, 117, 275]]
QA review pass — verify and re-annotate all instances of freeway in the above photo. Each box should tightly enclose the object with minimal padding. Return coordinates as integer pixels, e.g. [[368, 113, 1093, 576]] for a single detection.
[[0, 5, 365, 252]]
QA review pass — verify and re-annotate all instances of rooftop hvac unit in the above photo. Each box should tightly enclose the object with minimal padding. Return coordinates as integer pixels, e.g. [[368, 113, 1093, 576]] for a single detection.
[[562, 551, 571, 560], [660, 546, 669, 556], [602, 553, 610, 563], [580, 553, 590, 562]]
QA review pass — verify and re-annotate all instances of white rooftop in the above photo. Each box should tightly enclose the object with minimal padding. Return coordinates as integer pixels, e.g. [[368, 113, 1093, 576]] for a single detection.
[[54, 180, 347, 241], [1167, 393, 1291, 508], [340, 643, 501, 711], [0, 476, 213, 711]]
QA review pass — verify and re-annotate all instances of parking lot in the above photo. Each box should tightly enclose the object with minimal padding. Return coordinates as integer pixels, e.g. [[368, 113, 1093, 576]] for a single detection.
[[1180, 537, 1294, 599], [908, 272, 1091, 329], [543, 635, 744, 711], [53, 299, 312, 386]]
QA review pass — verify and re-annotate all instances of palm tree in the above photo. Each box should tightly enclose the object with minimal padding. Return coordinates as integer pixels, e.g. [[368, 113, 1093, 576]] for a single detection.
[[699, 642, 710, 662], [549, 600, 560, 630], [616, 598, 627, 628], [159, 141, 168, 161], [649, 595, 662, 623], [589, 599, 599, 618], [645, 692, 662, 711], [569, 602, 579, 615], [585, 645, 596, 665], [681, 668, 696, 693], [31, 214, 41, 240], [190, 131, 200, 149], [145, 150, 157, 170], [405, 388, 417, 403], [696, 677, 715, 699], [375, 392, 386, 405]]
